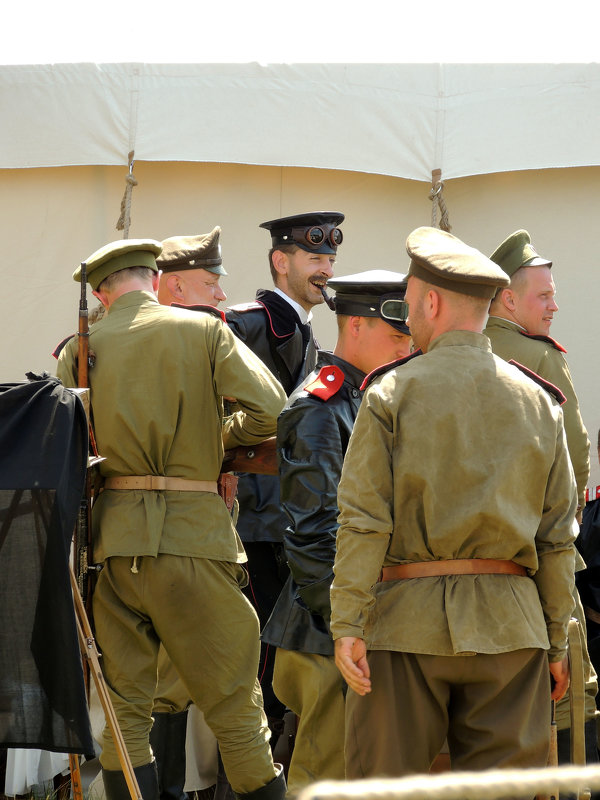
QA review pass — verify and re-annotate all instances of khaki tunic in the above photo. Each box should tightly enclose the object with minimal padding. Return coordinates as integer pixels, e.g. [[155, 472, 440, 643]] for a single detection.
[[56, 291, 287, 791], [330, 330, 577, 662], [485, 315, 597, 731], [485, 315, 590, 508], [57, 291, 286, 564]]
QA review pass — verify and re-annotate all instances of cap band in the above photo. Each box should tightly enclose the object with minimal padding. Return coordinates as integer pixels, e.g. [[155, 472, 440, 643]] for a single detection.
[[82, 251, 158, 290], [408, 260, 499, 300]]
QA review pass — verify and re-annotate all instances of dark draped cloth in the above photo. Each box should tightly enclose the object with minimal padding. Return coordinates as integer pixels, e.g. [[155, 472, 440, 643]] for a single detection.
[[577, 496, 600, 703], [0, 374, 94, 755]]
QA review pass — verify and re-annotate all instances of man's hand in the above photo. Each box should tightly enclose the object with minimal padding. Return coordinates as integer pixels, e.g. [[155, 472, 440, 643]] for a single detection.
[[549, 655, 570, 701], [334, 637, 371, 695]]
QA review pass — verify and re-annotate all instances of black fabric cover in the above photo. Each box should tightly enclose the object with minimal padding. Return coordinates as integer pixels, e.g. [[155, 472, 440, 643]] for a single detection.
[[576, 497, 600, 707], [0, 374, 94, 755]]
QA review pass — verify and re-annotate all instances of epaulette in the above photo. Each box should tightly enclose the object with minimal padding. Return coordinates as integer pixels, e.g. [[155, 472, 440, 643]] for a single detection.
[[226, 301, 263, 313], [304, 365, 345, 401], [172, 302, 226, 322], [361, 349, 423, 391], [519, 330, 567, 354], [52, 333, 75, 360], [508, 359, 567, 405]]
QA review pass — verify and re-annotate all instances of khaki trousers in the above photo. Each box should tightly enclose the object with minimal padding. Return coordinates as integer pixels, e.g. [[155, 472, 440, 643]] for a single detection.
[[345, 648, 551, 779], [153, 647, 191, 713], [93, 554, 276, 794], [273, 648, 345, 795]]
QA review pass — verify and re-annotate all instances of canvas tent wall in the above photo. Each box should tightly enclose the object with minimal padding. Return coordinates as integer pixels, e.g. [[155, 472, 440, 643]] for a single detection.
[[1, 62, 599, 489]]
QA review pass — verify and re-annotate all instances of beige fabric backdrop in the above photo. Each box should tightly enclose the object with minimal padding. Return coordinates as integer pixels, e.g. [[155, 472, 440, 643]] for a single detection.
[[1, 162, 598, 490]]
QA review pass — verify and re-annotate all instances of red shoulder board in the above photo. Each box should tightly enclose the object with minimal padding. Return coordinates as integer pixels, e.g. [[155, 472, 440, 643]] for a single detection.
[[304, 365, 345, 401], [52, 333, 75, 360], [520, 331, 567, 354], [508, 360, 567, 406], [361, 349, 423, 391], [172, 302, 226, 322], [226, 301, 263, 313]]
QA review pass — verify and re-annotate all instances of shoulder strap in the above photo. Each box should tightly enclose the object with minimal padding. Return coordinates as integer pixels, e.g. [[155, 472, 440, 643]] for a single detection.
[[171, 302, 226, 322], [508, 359, 567, 405], [361, 349, 422, 391], [519, 330, 567, 354]]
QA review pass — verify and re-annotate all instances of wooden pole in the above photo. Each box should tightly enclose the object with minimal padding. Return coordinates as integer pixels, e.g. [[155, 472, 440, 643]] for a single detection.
[[70, 566, 143, 800]]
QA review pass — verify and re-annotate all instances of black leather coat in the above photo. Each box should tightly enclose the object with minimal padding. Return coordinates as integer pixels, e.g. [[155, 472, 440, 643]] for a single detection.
[[226, 289, 318, 543], [261, 351, 365, 655]]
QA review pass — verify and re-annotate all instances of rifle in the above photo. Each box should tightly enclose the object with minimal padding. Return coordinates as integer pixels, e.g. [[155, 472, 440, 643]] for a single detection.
[[221, 436, 278, 476], [74, 262, 102, 616]]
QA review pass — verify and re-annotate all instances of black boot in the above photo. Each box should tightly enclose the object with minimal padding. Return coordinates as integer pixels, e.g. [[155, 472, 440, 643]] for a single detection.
[[150, 710, 189, 800], [213, 748, 235, 800], [103, 761, 160, 800], [233, 765, 286, 800]]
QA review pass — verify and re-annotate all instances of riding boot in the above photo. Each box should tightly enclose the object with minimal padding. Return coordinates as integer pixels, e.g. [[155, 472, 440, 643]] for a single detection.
[[150, 710, 189, 800], [233, 765, 286, 800], [102, 761, 160, 800], [213, 748, 235, 800]]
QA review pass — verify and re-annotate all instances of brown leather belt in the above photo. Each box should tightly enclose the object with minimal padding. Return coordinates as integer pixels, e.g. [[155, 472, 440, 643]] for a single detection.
[[380, 558, 528, 582], [104, 476, 218, 493], [584, 605, 600, 626]]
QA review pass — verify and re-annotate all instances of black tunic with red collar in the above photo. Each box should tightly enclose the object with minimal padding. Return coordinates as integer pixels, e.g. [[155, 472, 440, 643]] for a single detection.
[[226, 289, 318, 543], [261, 350, 366, 655]]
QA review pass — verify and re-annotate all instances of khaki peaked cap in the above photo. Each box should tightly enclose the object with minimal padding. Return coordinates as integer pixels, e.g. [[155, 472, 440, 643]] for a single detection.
[[406, 226, 510, 299], [489, 229, 552, 278], [157, 226, 227, 276], [73, 239, 162, 291]]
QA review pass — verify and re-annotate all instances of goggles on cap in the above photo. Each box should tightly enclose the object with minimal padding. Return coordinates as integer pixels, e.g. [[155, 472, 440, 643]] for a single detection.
[[380, 296, 409, 323], [292, 225, 343, 249]]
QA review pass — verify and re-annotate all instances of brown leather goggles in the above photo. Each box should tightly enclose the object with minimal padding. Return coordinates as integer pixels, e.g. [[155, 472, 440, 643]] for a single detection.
[[292, 225, 343, 249]]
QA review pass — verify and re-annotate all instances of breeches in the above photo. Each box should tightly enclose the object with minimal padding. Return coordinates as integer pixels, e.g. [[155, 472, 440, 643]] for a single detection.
[[345, 648, 551, 779], [153, 646, 190, 713], [93, 554, 276, 794], [273, 648, 345, 794]]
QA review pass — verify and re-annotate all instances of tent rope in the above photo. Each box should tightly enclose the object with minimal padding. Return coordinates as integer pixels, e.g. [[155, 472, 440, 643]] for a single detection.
[[116, 151, 137, 239], [429, 168, 451, 232]]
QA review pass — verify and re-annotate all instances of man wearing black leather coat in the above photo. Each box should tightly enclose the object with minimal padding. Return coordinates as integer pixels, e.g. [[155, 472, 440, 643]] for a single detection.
[[262, 270, 412, 794], [225, 212, 344, 744]]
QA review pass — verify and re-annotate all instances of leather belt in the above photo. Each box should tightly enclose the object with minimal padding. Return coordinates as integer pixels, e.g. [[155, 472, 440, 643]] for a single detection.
[[584, 605, 600, 626], [104, 476, 218, 493], [380, 558, 528, 582]]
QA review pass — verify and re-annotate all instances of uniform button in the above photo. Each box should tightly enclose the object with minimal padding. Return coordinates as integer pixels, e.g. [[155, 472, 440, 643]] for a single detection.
[[326, 374, 335, 382], [351, 389, 359, 397]]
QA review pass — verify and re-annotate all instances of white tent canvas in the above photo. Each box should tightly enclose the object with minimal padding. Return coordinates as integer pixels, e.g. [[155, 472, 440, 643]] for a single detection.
[[1, 62, 599, 490]]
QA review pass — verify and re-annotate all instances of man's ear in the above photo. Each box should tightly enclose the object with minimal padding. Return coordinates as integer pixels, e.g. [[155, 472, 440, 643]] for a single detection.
[[166, 273, 184, 300], [92, 289, 109, 308], [500, 287, 516, 311], [426, 288, 440, 320], [348, 315, 363, 338], [271, 249, 289, 277]]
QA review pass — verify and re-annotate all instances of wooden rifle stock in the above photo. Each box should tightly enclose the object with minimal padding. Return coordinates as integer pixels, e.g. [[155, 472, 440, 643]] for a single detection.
[[222, 436, 278, 476], [77, 262, 89, 390]]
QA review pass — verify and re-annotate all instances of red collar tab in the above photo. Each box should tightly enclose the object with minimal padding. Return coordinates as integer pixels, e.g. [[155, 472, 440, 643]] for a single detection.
[[304, 365, 345, 401], [520, 331, 567, 354]]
